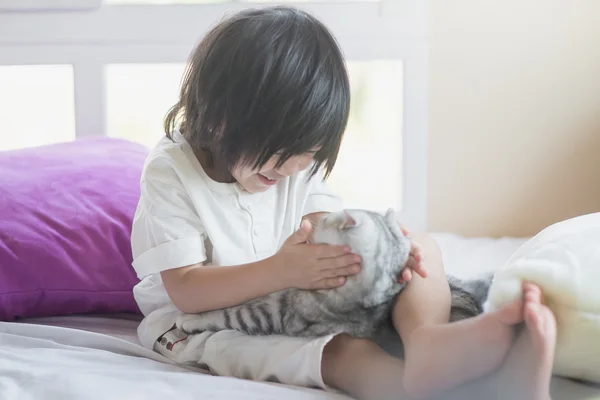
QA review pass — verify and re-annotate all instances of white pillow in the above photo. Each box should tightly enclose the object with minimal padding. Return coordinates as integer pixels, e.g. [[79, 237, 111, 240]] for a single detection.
[[484, 212, 600, 383]]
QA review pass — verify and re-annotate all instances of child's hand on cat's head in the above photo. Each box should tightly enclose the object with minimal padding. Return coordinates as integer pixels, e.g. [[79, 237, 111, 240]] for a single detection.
[[273, 219, 362, 290], [397, 224, 427, 284]]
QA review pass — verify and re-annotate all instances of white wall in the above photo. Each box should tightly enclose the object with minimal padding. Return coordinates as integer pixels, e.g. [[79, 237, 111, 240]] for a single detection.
[[429, 0, 600, 237]]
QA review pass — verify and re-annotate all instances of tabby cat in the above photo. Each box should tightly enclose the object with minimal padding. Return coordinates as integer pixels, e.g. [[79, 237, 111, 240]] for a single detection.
[[175, 209, 491, 338]]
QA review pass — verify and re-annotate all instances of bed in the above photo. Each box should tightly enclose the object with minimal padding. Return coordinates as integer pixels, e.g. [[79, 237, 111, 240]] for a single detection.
[[1, 2, 597, 397], [2, 233, 599, 400]]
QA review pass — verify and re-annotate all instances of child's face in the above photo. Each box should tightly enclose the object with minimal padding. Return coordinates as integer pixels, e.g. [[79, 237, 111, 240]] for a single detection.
[[232, 153, 316, 193]]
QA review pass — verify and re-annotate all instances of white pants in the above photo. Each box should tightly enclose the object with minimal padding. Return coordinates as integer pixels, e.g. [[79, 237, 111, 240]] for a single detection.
[[154, 325, 336, 389]]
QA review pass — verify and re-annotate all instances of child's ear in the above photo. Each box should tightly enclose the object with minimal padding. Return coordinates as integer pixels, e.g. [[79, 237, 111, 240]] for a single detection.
[[339, 210, 357, 230]]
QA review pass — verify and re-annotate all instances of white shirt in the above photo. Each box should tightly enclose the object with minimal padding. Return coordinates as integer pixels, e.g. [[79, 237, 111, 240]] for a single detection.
[[130, 131, 344, 348]]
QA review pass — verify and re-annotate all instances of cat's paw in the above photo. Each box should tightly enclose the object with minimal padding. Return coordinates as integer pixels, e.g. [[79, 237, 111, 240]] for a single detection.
[[174, 313, 204, 334]]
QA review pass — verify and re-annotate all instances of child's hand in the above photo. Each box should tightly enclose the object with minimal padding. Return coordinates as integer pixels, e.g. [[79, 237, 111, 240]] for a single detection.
[[397, 224, 427, 284], [274, 219, 362, 290]]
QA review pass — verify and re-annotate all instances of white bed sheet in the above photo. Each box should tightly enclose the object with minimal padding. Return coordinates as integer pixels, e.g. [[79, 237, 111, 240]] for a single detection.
[[1, 234, 598, 399]]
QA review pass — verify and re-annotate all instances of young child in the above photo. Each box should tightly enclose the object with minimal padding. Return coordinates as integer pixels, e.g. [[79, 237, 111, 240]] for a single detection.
[[131, 6, 556, 400]]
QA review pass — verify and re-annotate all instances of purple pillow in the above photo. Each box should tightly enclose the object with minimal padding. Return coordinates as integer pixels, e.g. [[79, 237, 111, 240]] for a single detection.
[[0, 137, 148, 321]]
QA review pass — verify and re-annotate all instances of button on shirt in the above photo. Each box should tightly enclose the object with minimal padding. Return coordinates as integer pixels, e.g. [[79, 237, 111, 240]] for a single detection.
[[129, 131, 344, 348]]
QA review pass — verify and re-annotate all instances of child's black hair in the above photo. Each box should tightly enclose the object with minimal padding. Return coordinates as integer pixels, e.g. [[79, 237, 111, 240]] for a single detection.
[[164, 6, 350, 179]]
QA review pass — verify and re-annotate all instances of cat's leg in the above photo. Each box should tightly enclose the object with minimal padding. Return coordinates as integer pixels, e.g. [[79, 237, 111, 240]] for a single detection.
[[176, 295, 283, 335], [392, 232, 524, 399], [175, 308, 234, 334]]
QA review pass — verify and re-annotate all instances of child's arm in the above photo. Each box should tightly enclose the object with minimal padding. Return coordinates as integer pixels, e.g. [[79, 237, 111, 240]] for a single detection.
[[162, 259, 285, 314], [162, 219, 361, 314]]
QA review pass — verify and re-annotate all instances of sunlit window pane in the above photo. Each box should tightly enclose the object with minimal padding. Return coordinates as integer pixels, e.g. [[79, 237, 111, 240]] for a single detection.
[[107, 0, 378, 3], [244, 0, 380, 2], [0, 65, 75, 152], [326, 61, 403, 211], [106, 0, 228, 3], [106, 60, 402, 210], [106, 63, 186, 149]]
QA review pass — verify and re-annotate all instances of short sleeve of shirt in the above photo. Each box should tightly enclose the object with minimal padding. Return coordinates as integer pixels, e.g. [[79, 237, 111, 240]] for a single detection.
[[302, 169, 345, 216], [131, 157, 207, 279]]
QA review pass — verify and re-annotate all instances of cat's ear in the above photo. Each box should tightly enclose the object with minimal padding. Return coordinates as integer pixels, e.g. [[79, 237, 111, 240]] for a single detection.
[[384, 208, 397, 223], [384, 208, 404, 235], [339, 210, 357, 230]]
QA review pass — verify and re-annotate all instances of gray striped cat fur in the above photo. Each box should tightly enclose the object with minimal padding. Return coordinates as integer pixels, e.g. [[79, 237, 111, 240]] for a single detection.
[[175, 209, 491, 338]]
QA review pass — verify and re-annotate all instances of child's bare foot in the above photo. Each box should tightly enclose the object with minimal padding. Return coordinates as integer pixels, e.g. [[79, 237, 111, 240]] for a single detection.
[[495, 283, 556, 400], [437, 283, 556, 400], [402, 286, 529, 399]]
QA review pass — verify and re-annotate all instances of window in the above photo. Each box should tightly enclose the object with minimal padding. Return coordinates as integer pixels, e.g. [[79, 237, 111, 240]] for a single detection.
[[105, 61, 402, 210], [0, 0, 100, 11], [0, 65, 75, 152], [327, 61, 403, 211], [106, 0, 228, 3], [106, 64, 186, 149], [107, 0, 379, 3], [0, 0, 427, 227]]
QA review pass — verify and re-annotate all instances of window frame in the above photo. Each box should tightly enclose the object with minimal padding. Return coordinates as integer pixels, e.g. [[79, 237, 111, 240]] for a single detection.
[[0, 0, 101, 11], [0, 0, 428, 230]]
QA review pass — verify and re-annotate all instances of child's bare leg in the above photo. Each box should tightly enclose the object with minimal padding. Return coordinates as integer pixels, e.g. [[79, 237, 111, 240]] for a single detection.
[[441, 283, 556, 400], [394, 233, 524, 399], [322, 334, 409, 400], [321, 283, 554, 400]]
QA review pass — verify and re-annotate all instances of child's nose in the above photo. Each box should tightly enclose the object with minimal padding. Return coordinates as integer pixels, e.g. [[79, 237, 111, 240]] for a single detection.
[[277, 155, 313, 176]]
